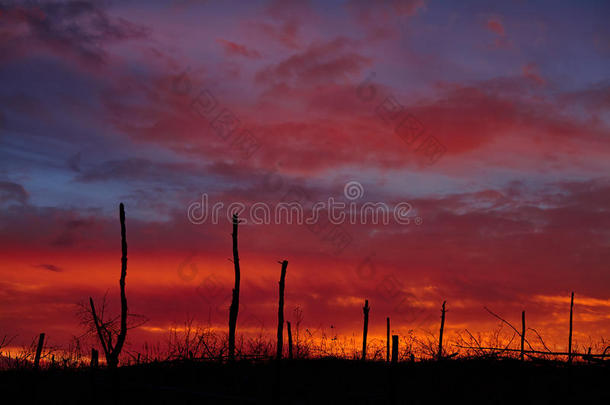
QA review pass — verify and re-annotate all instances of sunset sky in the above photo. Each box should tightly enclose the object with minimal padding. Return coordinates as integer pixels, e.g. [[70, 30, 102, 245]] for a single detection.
[[1, 0, 610, 357]]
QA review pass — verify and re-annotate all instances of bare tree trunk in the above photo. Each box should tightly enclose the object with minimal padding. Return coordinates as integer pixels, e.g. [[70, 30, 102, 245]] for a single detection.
[[109, 202, 128, 368], [386, 317, 390, 363], [391, 335, 398, 364], [520, 310, 525, 361], [438, 301, 446, 361], [228, 213, 241, 362], [276, 260, 288, 360], [361, 300, 370, 361], [287, 321, 293, 360], [89, 203, 129, 368], [568, 291, 574, 364], [34, 333, 45, 369]]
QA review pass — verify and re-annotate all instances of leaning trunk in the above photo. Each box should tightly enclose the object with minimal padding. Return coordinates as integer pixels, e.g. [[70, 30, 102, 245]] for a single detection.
[[228, 214, 241, 361]]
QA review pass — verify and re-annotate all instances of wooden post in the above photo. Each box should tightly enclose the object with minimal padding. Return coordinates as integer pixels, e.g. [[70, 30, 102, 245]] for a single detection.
[[520, 310, 525, 361], [438, 301, 446, 361], [386, 317, 390, 363], [34, 333, 45, 369], [391, 335, 398, 364], [228, 213, 241, 362], [361, 300, 370, 361], [287, 321, 293, 360], [91, 348, 99, 368], [568, 291, 574, 364], [276, 260, 288, 360]]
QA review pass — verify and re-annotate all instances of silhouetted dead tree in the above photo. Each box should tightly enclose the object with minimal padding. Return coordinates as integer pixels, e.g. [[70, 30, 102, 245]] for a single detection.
[[89, 203, 128, 368], [568, 291, 574, 364], [228, 213, 241, 362], [361, 300, 370, 360], [438, 301, 446, 360], [276, 260, 288, 360]]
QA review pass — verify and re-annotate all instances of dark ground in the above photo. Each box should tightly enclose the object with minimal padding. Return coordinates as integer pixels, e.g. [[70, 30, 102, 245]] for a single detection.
[[2, 358, 609, 404]]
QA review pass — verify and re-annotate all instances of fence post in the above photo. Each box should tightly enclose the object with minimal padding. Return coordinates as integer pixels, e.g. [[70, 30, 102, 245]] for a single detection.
[[568, 291, 574, 364], [34, 333, 45, 369], [276, 260, 288, 360], [438, 301, 446, 361], [361, 300, 370, 361], [91, 348, 99, 368], [228, 213, 241, 362], [287, 321, 293, 360], [391, 335, 399, 364], [386, 317, 390, 363], [520, 310, 525, 361]]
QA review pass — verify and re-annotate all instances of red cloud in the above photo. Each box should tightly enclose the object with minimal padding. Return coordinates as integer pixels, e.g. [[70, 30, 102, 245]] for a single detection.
[[522, 63, 546, 85], [216, 39, 261, 58], [255, 38, 371, 85], [486, 17, 505, 36]]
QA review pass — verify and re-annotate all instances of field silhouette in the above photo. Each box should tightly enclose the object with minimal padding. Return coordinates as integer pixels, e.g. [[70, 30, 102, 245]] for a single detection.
[[2, 203, 609, 404]]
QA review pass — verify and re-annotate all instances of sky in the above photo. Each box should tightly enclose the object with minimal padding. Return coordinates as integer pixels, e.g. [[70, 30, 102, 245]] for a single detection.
[[1, 0, 610, 357]]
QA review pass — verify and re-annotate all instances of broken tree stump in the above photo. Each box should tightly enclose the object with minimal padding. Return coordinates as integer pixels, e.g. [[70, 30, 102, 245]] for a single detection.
[[287, 321, 293, 360], [568, 291, 574, 364], [228, 213, 241, 362], [34, 333, 45, 369], [438, 301, 446, 361], [91, 348, 99, 368], [361, 299, 370, 361], [521, 310, 525, 361], [391, 335, 399, 364], [276, 260, 288, 360], [386, 317, 390, 363]]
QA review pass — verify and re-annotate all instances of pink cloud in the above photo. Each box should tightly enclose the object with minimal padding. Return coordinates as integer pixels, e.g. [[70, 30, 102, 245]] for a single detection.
[[216, 39, 261, 58]]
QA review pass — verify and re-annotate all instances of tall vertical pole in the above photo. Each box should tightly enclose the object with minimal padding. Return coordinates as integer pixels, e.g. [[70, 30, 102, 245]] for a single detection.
[[438, 301, 446, 361], [276, 260, 288, 360], [520, 310, 525, 361], [568, 291, 574, 363], [386, 317, 390, 363], [228, 213, 241, 361], [361, 300, 370, 361]]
